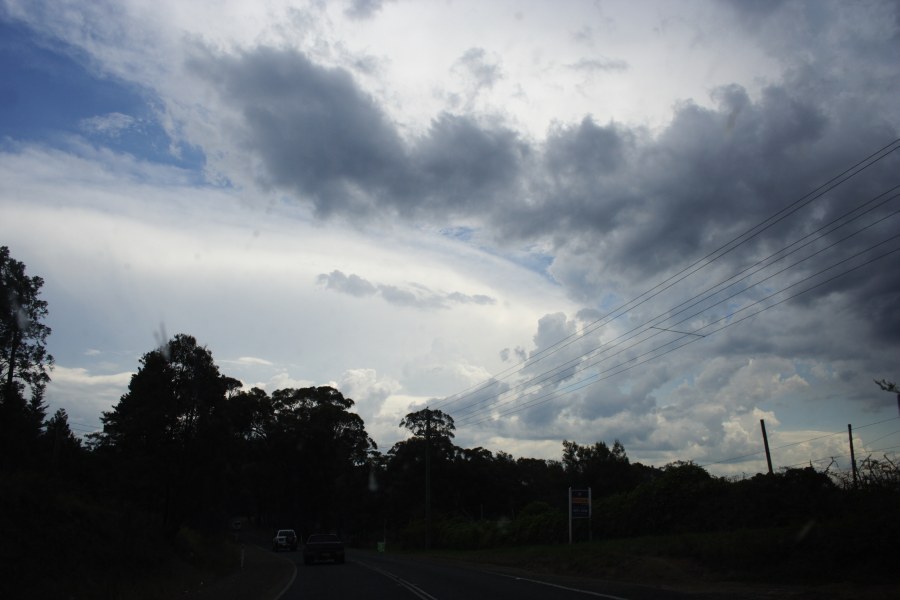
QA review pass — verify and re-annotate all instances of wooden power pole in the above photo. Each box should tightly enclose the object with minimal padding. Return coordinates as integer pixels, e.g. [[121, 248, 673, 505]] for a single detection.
[[760, 419, 774, 475], [848, 423, 859, 488], [425, 408, 432, 549]]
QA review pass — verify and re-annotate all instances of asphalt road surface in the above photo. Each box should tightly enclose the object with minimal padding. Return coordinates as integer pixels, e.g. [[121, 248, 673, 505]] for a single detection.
[[277, 549, 708, 600]]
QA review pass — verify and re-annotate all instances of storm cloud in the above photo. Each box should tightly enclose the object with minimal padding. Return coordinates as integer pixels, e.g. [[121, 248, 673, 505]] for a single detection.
[[183, 7, 900, 461]]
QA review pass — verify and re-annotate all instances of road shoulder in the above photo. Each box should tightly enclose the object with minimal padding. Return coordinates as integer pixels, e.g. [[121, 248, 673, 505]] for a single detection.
[[187, 543, 296, 600]]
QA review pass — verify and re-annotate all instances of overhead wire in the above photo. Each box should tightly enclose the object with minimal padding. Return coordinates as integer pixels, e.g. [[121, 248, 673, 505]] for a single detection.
[[455, 201, 900, 426], [457, 233, 900, 425], [67, 421, 103, 434], [858, 428, 900, 452], [433, 138, 900, 419], [700, 416, 900, 469], [781, 444, 900, 472], [450, 190, 900, 422]]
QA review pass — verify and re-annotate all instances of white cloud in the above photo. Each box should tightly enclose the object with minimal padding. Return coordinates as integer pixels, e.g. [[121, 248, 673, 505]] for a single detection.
[[340, 368, 401, 406], [44, 366, 134, 430], [484, 436, 562, 460], [255, 372, 317, 393], [231, 356, 274, 366], [79, 112, 138, 137], [50, 366, 133, 388]]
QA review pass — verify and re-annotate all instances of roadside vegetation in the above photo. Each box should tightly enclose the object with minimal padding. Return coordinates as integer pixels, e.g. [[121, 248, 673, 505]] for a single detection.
[[2, 245, 898, 598], [396, 464, 898, 585]]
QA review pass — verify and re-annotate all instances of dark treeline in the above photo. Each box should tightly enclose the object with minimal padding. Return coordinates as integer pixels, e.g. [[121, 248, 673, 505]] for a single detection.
[[2, 245, 900, 597]]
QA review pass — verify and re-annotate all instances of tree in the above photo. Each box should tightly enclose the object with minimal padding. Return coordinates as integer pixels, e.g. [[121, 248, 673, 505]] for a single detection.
[[562, 439, 633, 497], [874, 378, 900, 415], [515, 456, 567, 510], [400, 407, 455, 441], [0, 246, 53, 464], [234, 385, 376, 531], [40, 408, 82, 474], [396, 408, 457, 547], [97, 334, 240, 536]]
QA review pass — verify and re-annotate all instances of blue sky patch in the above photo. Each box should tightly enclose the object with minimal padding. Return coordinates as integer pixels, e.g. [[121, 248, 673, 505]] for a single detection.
[[0, 18, 204, 172]]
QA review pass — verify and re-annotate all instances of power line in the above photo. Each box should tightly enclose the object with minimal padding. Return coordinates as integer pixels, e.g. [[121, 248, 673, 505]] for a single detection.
[[449, 193, 900, 424], [434, 139, 900, 420], [458, 234, 900, 426], [858, 428, 900, 452], [781, 445, 900, 472], [68, 422, 102, 434], [456, 193, 900, 423], [701, 416, 900, 469], [457, 223, 900, 423]]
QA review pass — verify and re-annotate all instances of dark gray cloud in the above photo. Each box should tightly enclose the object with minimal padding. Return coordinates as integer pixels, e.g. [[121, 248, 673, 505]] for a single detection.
[[192, 22, 899, 389], [721, 0, 787, 29], [317, 270, 496, 310], [593, 82, 831, 279], [500, 346, 527, 362], [447, 291, 494, 305], [344, 0, 391, 21], [187, 46, 408, 218], [189, 45, 526, 220], [568, 57, 628, 73], [453, 47, 503, 92], [316, 270, 377, 297], [411, 114, 527, 214], [378, 284, 426, 308]]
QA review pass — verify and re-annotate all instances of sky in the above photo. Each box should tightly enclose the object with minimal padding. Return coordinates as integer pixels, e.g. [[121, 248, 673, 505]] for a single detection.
[[1, 0, 899, 477]]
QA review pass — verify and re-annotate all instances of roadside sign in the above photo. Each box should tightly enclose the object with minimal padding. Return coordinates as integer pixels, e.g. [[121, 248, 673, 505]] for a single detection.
[[568, 487, 592, 544], [571, 488, 591, 518]]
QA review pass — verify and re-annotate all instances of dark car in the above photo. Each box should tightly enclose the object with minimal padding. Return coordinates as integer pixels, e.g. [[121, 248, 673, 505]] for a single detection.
[[272, 529, 298, 551], [303, 533, 345, 565]]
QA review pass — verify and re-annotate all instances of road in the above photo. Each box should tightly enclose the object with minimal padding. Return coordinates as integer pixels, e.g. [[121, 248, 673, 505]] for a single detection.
[[276, 549, 709, 600]]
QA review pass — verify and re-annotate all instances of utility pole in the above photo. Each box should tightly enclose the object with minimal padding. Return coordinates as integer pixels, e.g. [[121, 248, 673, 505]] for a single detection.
[[848, 424, 859, 488], [760, 419, 774, 475], [425, 408, 432, 550]]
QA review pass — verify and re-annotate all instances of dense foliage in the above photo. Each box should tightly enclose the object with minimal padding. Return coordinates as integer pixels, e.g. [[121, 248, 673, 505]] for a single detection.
[[2, 246, 899, 597]]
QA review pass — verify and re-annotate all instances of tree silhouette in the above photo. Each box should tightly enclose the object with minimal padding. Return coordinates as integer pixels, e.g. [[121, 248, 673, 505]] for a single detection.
[[97, 333, 240, 536], [874, 378, 900, 415], [562, 439, 633, 496], [268, 386, 375, 529], [400, 407, 455, 440], [225, 385, 377, 532], [40, 408, 82, 474], [0, 246, 53, 467]]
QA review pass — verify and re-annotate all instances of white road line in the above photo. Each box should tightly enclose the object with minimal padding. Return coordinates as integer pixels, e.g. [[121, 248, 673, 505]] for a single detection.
[[261, 545, 297, 600], [498, 573, 633, 600], [354, 560, 441, 600]]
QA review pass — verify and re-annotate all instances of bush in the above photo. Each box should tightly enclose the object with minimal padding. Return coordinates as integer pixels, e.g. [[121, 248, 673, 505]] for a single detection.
[[174, 527, 240, 574], [507, 502, 566, 545]]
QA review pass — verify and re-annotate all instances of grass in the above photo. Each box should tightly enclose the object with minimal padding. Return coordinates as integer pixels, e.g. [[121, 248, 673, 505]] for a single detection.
[[419, 522, 900, 589]]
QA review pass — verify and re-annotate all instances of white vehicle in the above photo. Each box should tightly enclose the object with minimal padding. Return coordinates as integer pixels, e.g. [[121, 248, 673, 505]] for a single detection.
[[272, 529, 298, 551]]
